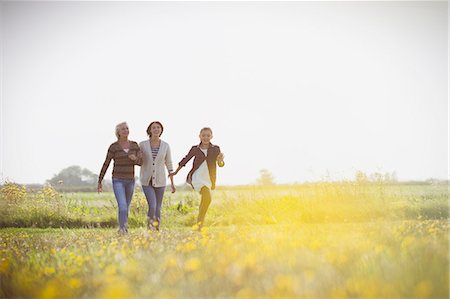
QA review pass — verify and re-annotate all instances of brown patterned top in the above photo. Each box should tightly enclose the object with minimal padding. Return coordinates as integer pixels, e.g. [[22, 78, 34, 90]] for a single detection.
[[98, 141, 142, 183]]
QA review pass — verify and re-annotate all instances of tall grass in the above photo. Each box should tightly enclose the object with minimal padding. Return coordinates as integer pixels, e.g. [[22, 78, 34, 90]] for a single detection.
[[0, 181, 448, 298], [0, 182, 448, 229]]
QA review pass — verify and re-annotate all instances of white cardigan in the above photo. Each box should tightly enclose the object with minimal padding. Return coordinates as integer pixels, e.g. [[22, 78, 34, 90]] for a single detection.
[[139, 139, 173, 187]]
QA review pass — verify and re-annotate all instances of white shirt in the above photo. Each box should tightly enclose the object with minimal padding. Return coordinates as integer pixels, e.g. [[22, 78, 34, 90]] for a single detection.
[[191, 148, 212, 192]]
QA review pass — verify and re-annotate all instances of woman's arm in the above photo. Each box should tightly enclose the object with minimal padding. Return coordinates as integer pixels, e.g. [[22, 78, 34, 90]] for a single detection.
[[131, 142, 143, 166], [165, 144, 174, 174], [168, 173, 176, 193], [98, 145, 114, 192], [166, 145, 176, 193]]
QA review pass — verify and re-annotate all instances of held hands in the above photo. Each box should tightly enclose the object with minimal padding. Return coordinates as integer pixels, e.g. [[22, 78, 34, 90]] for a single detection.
[[128, 151, 142, 161], [168, 171, 177, 193]]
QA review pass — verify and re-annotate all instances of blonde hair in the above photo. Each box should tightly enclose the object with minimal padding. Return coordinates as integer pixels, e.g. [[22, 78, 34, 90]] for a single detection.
[[200, 127, 213, 134], [115, 122, 128, 139]]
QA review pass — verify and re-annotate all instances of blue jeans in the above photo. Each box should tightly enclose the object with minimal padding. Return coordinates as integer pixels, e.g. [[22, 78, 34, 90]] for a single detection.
[[112, 178, 135, 229], [142, 184, 166, 222]]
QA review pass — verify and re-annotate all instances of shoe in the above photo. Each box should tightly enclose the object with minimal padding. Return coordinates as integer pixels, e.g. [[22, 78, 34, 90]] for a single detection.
[[147, 217, 154, 230], [118, 227, 127, 235]]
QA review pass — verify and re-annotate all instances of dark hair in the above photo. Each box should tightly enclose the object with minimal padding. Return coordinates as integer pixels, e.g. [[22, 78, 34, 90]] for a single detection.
[[147, 121, 164, 137]]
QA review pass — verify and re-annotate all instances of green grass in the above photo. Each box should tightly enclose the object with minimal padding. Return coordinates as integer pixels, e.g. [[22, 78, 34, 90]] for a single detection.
[[0, 183, 448, 229], [0, 182, 448, 298], [1, 219, 448, 298]]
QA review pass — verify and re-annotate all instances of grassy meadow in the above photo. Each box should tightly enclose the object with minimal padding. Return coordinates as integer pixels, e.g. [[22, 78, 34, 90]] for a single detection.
[[0, 181, 448, 298]]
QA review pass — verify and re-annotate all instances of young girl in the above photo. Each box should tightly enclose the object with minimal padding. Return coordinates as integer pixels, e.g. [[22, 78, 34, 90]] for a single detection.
[[170, 127, 225, 230]]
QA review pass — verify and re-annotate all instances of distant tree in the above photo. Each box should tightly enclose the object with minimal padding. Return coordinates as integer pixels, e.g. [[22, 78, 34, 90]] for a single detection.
[[257, 169, 275, 186], [47, 165, 98, 187]]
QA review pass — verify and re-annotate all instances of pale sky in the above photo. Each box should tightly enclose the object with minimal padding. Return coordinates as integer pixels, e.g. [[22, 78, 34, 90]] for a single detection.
[[1, 1, 448, 185]]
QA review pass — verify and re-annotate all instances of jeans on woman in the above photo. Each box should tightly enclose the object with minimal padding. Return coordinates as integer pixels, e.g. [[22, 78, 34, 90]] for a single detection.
[[112, 178, 135, 229], [142, 184, 166, 222]]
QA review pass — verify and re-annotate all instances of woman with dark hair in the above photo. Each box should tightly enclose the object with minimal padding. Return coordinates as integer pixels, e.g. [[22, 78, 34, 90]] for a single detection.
[[139, 121, 175, 231], [170, 127, 225, 231], [98, 121, 142, 235]]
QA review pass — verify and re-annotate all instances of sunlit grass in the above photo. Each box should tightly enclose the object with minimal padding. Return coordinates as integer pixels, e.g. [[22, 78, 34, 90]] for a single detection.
[[0, 182, 448, 298]]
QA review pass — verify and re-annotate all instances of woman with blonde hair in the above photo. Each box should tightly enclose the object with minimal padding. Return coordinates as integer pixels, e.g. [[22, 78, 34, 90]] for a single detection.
[[98, 122, 141, 235]]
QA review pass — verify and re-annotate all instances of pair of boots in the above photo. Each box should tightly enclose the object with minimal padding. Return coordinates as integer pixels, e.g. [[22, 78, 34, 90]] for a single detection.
[[147, 217, 160, 231]]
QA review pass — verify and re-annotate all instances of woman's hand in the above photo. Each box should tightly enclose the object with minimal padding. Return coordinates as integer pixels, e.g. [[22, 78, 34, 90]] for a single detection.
[[168, 171, 177, 178], [171, 184, 176, 193], [133, 151, 143, 166], [97, 183, 103, 193]]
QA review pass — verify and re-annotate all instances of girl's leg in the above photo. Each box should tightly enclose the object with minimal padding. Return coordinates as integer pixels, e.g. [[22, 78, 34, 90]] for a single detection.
[[112, 179, 128, 230], [154, 187, 166, 228], [142, 185, 157, 225], [197, 186, 212, 229]]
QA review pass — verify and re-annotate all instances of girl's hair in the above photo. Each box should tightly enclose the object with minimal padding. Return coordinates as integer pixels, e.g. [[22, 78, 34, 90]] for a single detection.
[[115, 122, 128, 139], [200, 127, 213, 134], [147, 121, 164, 137]]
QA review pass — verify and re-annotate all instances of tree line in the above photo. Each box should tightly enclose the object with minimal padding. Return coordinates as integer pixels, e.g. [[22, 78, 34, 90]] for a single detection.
[[18, 166, 447, 192]]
